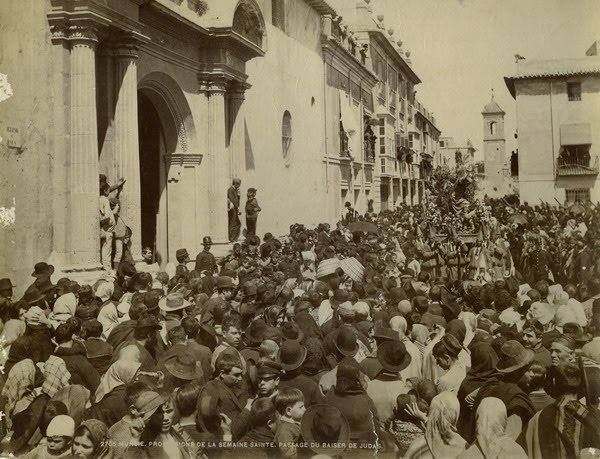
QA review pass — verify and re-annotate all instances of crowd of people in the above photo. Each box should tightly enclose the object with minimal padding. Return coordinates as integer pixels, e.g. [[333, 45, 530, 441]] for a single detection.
[[1, 191, 600, 458]]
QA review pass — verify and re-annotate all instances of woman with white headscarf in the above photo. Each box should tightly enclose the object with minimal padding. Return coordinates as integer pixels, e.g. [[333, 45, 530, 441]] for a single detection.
[[405, 391, 467, 459], [48, 292, 77, 329], [84, 359, 141, 426], [0, 319, 26, 366], [458, 397, 527, 459]]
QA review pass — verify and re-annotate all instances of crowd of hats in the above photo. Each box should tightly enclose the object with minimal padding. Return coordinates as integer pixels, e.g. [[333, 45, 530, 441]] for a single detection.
[[2, 197, 600, 457]]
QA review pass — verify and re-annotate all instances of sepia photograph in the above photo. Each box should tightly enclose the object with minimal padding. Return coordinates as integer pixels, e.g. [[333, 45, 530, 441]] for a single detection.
[[0, 0, 600, 457]]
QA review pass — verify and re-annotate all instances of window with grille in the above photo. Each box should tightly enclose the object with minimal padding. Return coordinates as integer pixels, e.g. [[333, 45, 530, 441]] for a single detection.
[[565, 188, 590, 203], [567, 82, 581, 101], [378, 118, 386, 156], [282, 111, 292, 159], [380, 157, 386, 173], [272, 0, 285, 31]]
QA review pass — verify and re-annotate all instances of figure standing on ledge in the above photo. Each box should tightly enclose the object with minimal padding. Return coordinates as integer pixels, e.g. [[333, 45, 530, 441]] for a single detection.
[[227, 178, 242, 242], [245, 188, 261, 238]]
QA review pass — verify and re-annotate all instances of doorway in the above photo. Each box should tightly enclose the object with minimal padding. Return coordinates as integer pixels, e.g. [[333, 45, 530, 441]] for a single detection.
[[137, 92, 167, 263]]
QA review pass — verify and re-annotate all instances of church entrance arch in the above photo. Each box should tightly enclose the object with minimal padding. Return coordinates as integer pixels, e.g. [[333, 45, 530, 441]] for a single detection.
[[137, 72, 200, 263]]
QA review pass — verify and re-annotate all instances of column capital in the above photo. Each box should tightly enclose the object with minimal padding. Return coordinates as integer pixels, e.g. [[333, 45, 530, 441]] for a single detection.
[[68, 25, 99, 47], [199, 76, 229, 95], [113, 43, 139, 60], [229, 81, 252, 100], [50, 23, 69, 43], [112, 33, 140, 59]]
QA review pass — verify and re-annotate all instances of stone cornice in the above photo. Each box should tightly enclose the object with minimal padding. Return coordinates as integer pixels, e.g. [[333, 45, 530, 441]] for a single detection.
[[322, 41, 379, 89], [48, 2, 149, 44]]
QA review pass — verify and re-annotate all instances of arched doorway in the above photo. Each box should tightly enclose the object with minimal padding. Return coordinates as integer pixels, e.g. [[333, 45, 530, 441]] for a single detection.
[[137, 92, 166, 262], [137, 72, 202, 264]]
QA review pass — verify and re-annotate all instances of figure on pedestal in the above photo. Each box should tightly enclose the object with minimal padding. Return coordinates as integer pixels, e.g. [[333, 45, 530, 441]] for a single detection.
[[228, 178, 242, 242], [245, 188, 261, 237]]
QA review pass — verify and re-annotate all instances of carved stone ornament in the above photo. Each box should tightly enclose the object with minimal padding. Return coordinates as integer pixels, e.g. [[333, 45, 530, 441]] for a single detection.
[[68, 26, 99, 46], [50, 24, 69, 43], [165, 153, 203, 182]]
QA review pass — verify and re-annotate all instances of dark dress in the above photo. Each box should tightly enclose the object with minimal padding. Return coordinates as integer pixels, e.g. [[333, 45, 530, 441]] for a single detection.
[[84, 385, 129, 427], [5, 326, 53, 374], [54, 342, 101, 392]]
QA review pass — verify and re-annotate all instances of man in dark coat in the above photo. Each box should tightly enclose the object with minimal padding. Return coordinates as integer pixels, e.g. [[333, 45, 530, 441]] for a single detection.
[[81, 319, 114, 375], [228, 178, 242, 242], [245, 188, 261, 237], [195, 236, 218, 273], [278, 340, 324, 407], [53, 323, 101, 392], [198, 352, 249, 421]]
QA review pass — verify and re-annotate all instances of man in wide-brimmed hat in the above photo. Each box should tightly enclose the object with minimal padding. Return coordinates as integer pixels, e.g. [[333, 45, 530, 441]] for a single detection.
[[300, 404, 350, 456], [366, 340, 412, 422], [277, 339, 323, 407], [319, 325, 369, 394], [158, 292, 190, 317], [162, 350, 203, 391]]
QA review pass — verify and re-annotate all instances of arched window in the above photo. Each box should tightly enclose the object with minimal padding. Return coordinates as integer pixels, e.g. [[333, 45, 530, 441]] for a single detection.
[[282, 111, 292, 160], [489, 121, 497, 136], [232, 0, 264, 47]]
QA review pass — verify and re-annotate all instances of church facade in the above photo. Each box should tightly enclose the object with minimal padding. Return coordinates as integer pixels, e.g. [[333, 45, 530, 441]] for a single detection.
[[0, 0, 438, 290]]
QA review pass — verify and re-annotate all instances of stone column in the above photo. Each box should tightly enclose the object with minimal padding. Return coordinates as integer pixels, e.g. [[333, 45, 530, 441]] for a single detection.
[[113, 40, 142, 259], [203, 78, 230, 246], [67, 26, 102, 268], [228, 83, 248, 180], [48, 25, 70, 267]]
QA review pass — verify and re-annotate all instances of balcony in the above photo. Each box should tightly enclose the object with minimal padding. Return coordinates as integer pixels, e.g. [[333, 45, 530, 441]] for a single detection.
[[556, 155, 599, 177]]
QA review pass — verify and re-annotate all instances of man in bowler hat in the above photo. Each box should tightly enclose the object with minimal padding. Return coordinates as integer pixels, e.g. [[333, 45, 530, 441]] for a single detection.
[[195, 237, 218, 273]]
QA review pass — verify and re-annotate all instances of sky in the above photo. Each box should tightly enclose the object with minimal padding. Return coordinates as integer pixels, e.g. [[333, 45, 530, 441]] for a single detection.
[[374, 0, 600, 159]]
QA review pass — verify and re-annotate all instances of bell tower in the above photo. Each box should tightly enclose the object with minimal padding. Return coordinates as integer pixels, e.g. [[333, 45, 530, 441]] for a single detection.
[[482, 90, 507, 195]]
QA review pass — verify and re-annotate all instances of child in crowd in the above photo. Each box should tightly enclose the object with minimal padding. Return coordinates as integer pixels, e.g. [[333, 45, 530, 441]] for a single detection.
[[273, 387, 306, 458]]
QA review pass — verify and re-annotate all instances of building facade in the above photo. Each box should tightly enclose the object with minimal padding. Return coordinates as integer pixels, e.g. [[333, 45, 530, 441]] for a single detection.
[[436, 137, 476, 170], [505, 48, 600, 205], [333, 0, 440, 212], [0, 0, 441, 289]]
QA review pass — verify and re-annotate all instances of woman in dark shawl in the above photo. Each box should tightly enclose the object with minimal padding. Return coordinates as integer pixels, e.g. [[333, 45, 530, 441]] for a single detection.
[[457, 342, 498, 439]]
